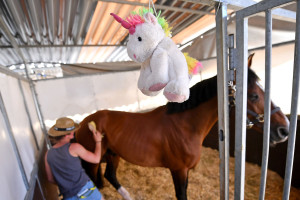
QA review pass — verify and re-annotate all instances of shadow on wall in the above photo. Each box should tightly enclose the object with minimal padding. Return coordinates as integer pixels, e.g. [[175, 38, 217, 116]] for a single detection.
[[33, 141, 60, 200], [203, 111, 300, 188]]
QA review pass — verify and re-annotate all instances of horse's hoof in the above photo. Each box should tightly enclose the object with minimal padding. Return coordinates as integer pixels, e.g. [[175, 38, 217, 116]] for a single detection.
[[164, 91, 186, 103], [149, 83, 167, 91], [118, 186, 132, 200]]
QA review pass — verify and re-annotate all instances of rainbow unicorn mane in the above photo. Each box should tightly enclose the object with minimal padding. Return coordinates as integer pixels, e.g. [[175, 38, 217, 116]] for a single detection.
[[128, 8, 172, 37], [126, 14, 144, 27]]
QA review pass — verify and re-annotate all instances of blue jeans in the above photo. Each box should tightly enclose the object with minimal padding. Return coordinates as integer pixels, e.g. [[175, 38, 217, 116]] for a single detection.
[[64, 180, 102, 200]]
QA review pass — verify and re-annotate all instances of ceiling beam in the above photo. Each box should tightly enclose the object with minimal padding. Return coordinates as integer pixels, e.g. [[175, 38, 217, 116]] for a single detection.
[[182, 0, 296, 22], [178, 0, 223, 6], [0, 44, 126, 48], [97, 0, 214, 15], [229, 0, 296, 22], [0, 64, 28, 81]]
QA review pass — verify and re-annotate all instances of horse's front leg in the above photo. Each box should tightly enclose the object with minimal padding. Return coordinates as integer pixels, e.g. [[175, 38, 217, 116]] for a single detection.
[[104, 150, 132, 200], [170, 168, 189, 200]]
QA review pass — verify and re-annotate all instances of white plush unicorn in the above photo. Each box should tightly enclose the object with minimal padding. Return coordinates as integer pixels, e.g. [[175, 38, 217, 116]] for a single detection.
[[111, 9, 201, 102]]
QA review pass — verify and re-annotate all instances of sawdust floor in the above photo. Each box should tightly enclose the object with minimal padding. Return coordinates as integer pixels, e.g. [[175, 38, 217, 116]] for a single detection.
[[99, 147, 300, 200]]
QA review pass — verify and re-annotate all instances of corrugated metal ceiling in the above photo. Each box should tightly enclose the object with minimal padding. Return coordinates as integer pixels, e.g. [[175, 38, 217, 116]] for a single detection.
[[0, 0, 216, 69], [1, 0, 295, 80]]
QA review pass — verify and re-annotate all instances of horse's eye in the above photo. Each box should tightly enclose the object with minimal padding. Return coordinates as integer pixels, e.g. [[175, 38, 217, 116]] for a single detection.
[[249, 93, 259, 102], [138, 37, 142, 42]]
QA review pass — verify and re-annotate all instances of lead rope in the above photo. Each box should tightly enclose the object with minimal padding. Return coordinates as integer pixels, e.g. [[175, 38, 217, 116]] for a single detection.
[[228, 81, 254, 129], [228, 80, 236, 110]]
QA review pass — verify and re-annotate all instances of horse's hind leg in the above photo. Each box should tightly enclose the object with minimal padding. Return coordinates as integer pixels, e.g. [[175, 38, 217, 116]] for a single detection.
[[104, 150, 132, 200], [170, 168, 189, 200], [82, 161, 104, 188]]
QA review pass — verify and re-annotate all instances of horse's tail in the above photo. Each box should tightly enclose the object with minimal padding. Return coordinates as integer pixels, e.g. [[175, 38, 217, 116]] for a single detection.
[[183, 52, 203, 77]]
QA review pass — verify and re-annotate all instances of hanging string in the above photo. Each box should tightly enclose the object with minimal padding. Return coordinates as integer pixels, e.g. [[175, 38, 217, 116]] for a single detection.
[[148, 0, 157, 17]]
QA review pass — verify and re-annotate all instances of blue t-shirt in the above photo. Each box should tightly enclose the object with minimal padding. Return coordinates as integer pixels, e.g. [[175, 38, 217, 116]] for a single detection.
[[47, 143, 90, 198]]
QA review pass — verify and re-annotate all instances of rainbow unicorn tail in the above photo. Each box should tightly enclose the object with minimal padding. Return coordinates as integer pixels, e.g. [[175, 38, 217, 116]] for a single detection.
[[184, 53, 203, 78], [183, 53, 203, 78]]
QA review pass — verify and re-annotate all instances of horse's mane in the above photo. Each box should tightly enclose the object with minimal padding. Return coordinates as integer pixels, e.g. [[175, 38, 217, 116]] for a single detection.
[[166, 75, 218, 114], [166, 68, 259, 114], [248, 68, 259, 87]]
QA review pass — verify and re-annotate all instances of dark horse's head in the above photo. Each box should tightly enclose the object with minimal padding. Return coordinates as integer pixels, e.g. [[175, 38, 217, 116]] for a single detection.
[[167, 53, 289, 145], [246, 53, 289, 146]]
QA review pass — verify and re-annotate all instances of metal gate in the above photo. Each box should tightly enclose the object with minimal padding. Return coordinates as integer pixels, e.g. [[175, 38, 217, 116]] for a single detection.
[[216, 0, 299, 199]]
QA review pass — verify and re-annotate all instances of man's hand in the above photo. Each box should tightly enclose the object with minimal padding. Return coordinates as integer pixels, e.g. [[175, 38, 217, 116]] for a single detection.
[[92, 130, 103, 143]]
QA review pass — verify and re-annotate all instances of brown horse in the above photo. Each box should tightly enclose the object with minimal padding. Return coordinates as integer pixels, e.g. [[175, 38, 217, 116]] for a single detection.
[[76, 55, 289, 200]]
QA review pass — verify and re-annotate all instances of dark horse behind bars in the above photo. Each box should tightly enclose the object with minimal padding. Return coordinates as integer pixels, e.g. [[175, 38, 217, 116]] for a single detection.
[[76, 55, 289, 200]]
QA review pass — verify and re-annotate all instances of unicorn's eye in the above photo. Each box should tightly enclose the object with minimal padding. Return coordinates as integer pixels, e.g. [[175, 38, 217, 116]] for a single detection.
[[138, 37, 142, 42]]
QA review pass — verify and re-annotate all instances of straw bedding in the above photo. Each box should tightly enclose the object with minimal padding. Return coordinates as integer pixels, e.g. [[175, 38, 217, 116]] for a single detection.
[[100, 147, 300, 200]]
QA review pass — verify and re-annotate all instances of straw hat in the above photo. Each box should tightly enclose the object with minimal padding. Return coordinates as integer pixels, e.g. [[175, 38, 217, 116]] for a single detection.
[[48, 117, 80, 137]]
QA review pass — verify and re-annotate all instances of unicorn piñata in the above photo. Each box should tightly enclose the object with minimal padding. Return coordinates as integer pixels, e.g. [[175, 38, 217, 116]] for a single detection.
[[111, 8, 201, 103]]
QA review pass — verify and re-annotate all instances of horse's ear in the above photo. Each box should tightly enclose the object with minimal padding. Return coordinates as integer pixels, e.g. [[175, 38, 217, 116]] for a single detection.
[[248, 53, 255, 68], [144, 12, 158, 25]]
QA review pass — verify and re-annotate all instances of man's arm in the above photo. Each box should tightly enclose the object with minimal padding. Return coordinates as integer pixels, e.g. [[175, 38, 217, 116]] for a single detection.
[[69, 130, 102, 163]]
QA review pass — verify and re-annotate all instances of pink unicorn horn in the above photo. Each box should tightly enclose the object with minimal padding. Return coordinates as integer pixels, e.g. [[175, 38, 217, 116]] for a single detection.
[[110, 13, 135, 34], [110, 13, 131, 29]]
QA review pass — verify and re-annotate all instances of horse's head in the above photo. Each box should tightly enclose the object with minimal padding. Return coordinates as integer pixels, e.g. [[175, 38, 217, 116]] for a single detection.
[[111, 10, 166, 63], [246, 53, 289, 146]]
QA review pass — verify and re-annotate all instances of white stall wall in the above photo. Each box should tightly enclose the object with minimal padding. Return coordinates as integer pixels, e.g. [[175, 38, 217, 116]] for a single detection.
[[0, 113, 27, 200], [21, 82, 44, 146], [36, 70, 202, 128], [35, 71, 166, 128], [0, 73, 43, 200]]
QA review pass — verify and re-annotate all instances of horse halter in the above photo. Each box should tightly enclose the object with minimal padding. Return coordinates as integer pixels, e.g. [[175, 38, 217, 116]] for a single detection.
[[228, 81, 281, 129], [246, 106, 281, 129]]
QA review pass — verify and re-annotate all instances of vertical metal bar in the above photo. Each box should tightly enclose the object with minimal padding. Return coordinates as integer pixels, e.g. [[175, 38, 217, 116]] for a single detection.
[[283, 1, 300, 199], [235, 12, 248, 200], [29, 81, 52, 149], [0, 92, 29, 189], [215, 3, 229, 200], [18, 79, 40, 150], [24, 163, 38, 200], [259, 9, 272, 200], [228, 34, 236, 81], [36, 176, 46, 200]]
